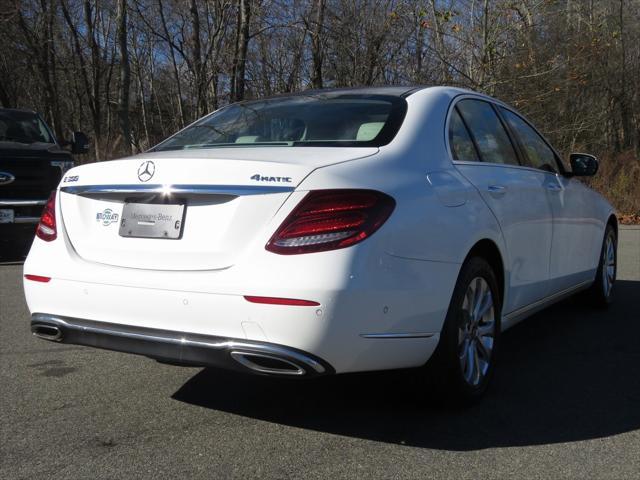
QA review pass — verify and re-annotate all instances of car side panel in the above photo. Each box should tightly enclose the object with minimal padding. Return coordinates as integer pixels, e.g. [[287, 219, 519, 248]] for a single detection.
[[455, 163, 554, 313], [547, 175, 612, 292]]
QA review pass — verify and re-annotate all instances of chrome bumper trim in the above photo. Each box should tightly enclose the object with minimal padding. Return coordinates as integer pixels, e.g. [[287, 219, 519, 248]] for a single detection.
[[60, 184, 294, 197], [30, 313, 331, 376], [360, 332, 436, 339]]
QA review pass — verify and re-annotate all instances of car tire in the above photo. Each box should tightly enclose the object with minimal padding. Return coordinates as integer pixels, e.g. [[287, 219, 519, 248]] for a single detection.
[[587, 224, 617, 308], [423, 257, 501, 405]]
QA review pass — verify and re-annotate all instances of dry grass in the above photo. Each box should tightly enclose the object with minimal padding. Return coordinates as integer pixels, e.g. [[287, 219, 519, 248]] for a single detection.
[[587, 150, 640, 224]]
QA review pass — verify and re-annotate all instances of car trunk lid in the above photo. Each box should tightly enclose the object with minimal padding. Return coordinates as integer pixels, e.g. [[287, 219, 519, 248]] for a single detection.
[[59, 147, 377, 270]]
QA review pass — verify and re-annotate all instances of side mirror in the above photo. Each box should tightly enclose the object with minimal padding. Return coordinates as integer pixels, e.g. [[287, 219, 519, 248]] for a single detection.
[[70, 131, 89, 154], [569, 153, 598, 177]]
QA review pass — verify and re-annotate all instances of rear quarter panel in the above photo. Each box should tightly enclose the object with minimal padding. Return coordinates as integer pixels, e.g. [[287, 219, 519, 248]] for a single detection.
[[296, 88, 509, 339]]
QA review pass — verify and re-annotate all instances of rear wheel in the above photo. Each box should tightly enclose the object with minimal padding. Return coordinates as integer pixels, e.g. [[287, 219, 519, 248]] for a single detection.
[[588, 224, 617, 307], [424, 257, 501, 405]]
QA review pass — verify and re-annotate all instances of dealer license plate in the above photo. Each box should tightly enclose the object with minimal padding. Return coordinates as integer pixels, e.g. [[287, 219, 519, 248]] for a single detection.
[[118, 203, 185, 239]]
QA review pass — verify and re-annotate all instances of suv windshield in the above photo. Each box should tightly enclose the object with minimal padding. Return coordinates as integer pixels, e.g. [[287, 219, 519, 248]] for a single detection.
[[0, 110, 55, 144], [153, 93, 407, 151]]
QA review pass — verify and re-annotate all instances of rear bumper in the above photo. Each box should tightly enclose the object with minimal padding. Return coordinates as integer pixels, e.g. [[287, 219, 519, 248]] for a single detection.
[[31, 313, 333, 377]]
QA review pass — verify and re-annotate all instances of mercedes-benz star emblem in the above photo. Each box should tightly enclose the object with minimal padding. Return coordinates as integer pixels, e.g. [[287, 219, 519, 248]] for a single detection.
[[137, 161, 155, 182], [0, 172, 16, 185]]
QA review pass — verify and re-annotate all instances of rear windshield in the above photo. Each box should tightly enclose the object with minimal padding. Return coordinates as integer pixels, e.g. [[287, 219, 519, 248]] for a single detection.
[[153, 94, 407, 151], [0, 110, 55, 144]]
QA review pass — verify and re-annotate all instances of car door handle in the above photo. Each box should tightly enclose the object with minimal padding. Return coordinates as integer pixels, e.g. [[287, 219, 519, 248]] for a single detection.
[[487, 185, 507, 197], [546, 183, 562, 192]]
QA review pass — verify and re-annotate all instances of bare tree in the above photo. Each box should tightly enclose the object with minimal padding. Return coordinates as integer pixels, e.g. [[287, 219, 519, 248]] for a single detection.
[[0, 0, 637, 169], [230, 0, 251, 101], [309, 0, 325, 88], [117, 0, 133, 154]]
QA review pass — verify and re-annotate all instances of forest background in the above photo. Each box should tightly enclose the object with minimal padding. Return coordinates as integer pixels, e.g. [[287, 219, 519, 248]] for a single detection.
[[1, 0, 638, 219]]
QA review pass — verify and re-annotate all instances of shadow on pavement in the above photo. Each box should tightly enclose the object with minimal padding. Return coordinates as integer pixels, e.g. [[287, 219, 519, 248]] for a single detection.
[[173, 280, 640, 450]]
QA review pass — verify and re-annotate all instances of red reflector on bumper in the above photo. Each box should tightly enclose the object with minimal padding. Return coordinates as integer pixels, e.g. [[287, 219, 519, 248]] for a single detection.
[[24, 274, 51, 283], [244, 296, 320, 306]]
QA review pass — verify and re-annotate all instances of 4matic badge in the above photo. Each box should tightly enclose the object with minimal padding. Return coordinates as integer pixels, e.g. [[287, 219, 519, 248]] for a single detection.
[[250, 174, 292, 183], [96, 209, 119, 226]]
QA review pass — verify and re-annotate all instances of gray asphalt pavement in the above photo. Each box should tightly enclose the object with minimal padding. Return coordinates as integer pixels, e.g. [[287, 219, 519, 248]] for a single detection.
[[1, 227, 639, 479]]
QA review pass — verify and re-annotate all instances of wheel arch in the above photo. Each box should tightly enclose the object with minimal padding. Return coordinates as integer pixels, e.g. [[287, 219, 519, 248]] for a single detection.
[[465, 239, 506, 305]]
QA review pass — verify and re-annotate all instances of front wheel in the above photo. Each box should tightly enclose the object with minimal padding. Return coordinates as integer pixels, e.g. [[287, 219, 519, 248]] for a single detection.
[[423, 257, 501, 405], [588, 224, 617, 307]]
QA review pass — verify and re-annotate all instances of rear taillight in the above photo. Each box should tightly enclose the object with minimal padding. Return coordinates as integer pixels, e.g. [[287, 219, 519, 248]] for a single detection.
[[266, 189, 395, 254], [244, 296, 320, 306], [36, 191, 57, 242]]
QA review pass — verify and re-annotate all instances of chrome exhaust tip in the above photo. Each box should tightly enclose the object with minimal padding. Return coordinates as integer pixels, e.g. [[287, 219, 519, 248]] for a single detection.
[[230, 351, 306, 376], [31, 324, 63, 342]]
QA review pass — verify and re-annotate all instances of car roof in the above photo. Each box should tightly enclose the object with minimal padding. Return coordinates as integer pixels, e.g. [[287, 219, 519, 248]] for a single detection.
[[237, 86, 495, 106], [241, 86, 434, 104], [294, 86, 429, 97]]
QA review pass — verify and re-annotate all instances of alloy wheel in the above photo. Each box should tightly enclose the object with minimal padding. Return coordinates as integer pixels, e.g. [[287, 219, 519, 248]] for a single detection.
[[602, 233, 616, 298], [458, 277, 496, 386]]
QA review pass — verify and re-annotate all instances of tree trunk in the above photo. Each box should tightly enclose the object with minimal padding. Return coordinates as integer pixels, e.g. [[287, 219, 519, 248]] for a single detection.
[[117, 0, 132, 155], [0, 80, 13, 107], [84, 1, 102, 159], [310, 0, 325, 89], [189, 0, 207, 116], [429, 0, 449, 83], [158, 0, 186, 128], [230, 0, 251, 102], [617, 0, 633, 150]]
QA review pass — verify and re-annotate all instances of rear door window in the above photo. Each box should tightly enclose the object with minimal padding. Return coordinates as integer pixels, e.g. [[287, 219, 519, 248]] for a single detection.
[[448, 108, 479, 162], [456, 99, 519, 166], [500, 108, 559, 173]]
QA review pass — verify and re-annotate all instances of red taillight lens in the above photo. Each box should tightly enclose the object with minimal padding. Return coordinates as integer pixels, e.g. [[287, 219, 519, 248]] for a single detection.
[[24, 274, 51, 283], [266, 189, 395, 254], [36, 191, 57, 242]]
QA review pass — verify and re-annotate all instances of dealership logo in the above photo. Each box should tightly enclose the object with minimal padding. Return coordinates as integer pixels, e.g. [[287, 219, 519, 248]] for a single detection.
[[96, 209, 119, 226], [0, 171, 15, 185], [137, 161, 155, 182]]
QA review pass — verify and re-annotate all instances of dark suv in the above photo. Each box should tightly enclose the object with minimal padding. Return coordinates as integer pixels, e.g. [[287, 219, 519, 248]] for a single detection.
[[0, 108, 88, 259]]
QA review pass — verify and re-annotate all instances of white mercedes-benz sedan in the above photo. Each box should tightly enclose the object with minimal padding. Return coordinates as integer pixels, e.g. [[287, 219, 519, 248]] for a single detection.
[[24, 86, 617, 402]]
